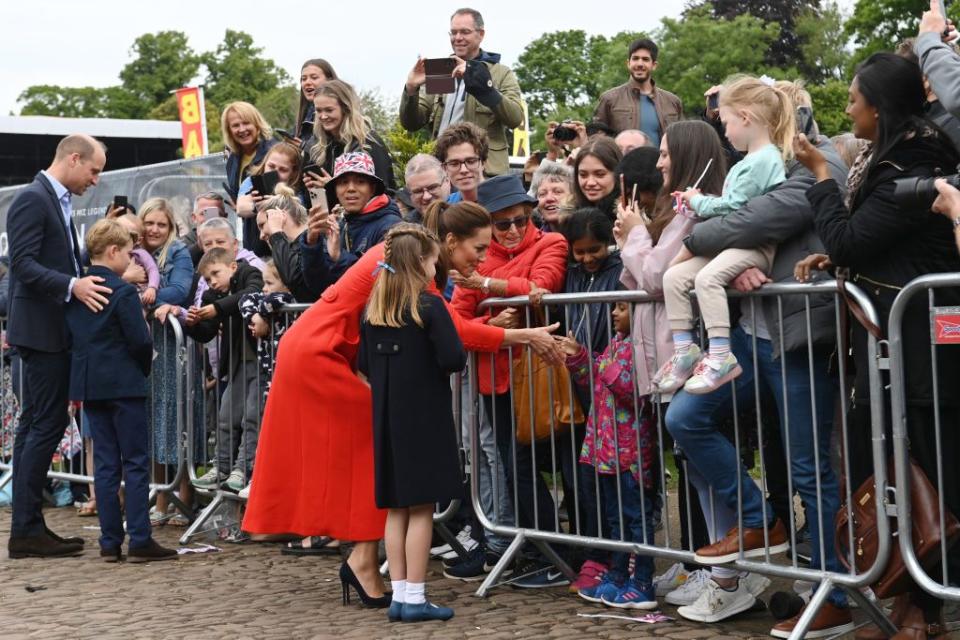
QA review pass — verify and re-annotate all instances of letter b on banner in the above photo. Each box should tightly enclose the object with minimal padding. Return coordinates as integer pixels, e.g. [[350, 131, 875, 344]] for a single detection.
[[176, 87, 207, 159], [180, 94, 200, 124]]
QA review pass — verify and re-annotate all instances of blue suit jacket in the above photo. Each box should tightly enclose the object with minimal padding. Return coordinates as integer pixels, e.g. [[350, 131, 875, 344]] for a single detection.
[[7, 172, 83, 352], [66, 266, 153, 401]]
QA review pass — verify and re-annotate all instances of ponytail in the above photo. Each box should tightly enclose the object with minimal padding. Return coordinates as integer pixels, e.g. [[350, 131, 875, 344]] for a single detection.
[[770, 87, 797, 163], [720, 76, 797, 163]]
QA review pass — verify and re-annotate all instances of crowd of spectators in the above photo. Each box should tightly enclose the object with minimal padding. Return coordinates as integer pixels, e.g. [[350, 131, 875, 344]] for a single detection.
[[5, 4, 960, 637]]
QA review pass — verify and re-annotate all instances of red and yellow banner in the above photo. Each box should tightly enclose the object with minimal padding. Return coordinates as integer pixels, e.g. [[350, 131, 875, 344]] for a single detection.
[[175, 87, 208, 158]]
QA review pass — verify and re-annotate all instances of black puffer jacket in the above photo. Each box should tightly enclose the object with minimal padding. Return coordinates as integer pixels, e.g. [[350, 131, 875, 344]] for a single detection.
[[563, 252, 624, 355], [807, 130, 960, 406]]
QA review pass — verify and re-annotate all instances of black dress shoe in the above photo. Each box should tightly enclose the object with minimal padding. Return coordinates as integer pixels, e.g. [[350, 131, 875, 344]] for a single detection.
[[127, 538, 178, 563], [45, 526, 84, 546], [100, 547, 123, 563], [9, 533, 84, 559]]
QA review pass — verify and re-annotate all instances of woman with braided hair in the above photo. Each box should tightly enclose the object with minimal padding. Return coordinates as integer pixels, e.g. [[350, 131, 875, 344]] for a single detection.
[[242, 200, 563, 608]]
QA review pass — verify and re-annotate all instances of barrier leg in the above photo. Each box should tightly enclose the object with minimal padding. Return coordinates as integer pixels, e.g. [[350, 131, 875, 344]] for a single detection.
[[476, 531, 525, 598], [846, 585, 897, 637], [178, 491, 226, 545], [786, 578, 833, 639], [0, 468, 12, 491], [433, 520, 468, 561]]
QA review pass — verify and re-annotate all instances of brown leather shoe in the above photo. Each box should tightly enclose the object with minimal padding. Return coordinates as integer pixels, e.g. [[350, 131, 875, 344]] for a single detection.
[[857, 593, 910, 640], [890, 601, 947, 639], [8, 533, 84, 559], [127, 538, 178, 563], [770, 601, 854, 639], [694, 519, 789, 564]]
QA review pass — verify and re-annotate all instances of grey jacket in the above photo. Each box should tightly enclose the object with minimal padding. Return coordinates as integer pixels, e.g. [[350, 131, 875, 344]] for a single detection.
[[684, 137, 849, 357], [916, 32, 960, 121]]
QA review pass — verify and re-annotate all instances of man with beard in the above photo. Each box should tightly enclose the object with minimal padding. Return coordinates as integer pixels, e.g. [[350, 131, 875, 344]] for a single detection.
[[593, 38, 682, 147]]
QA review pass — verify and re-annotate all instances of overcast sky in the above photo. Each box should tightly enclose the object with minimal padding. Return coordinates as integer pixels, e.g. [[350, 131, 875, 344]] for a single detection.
[[3, 0, 693, 116]]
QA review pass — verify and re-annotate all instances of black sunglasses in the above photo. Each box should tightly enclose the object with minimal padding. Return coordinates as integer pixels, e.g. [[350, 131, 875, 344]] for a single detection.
[[492, 214, 530, 232]]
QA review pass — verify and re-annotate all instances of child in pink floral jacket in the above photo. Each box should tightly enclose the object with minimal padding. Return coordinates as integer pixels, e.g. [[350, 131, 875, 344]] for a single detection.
[[561, 300, 659, 609]]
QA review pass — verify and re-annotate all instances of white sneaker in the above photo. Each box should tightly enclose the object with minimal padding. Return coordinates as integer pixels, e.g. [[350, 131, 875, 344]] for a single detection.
[[676, 576, 756, 623], [192, 467, 227, 490], [664, 568, 710, 606], [224, 469, 245, 492], [654, 562, 690, 597], [237, 484, 251, 499], [741, 572, 771, 597]]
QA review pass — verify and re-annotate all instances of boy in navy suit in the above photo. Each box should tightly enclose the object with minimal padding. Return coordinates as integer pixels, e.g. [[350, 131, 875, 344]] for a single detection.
[[66, 219, 177, 563]]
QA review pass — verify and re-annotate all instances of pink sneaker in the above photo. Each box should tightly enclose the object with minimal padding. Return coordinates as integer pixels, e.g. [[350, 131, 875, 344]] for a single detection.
[[652, 344, 702, 393], [570, 560, 608, 593], [683, 353, 742, 395]]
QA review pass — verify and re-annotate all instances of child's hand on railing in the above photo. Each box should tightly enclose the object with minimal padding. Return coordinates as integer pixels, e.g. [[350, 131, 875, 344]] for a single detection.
[[557, 331, 581, 357], [249, 313, 270, 339]]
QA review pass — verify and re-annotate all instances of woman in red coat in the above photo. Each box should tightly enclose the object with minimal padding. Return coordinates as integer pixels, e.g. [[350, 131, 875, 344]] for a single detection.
[[242, 200, 561, 605]]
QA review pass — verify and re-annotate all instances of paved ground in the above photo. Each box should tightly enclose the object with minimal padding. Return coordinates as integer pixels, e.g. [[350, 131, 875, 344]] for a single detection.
[[0, 506, 956, 639]]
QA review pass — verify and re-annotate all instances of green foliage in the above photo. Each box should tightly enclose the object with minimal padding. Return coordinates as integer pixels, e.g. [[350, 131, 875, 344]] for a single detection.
[[807, 80, 850, 137], [845, 0, 960, 70], [359, 88, 399, 138], [655, 7, 784, 111], [201, 30, 292, 107], [254, 86, 299, 135], [384, 122, 435, 187], [795, 2, 851, 82], [118, 31, 200, 116]]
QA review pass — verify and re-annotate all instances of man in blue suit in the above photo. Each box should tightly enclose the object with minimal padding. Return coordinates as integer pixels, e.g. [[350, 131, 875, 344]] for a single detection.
[[7, 134, 112, 558]]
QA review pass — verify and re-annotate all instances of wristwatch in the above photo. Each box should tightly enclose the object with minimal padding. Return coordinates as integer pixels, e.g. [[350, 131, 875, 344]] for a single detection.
[[481, 277, 491, 294]]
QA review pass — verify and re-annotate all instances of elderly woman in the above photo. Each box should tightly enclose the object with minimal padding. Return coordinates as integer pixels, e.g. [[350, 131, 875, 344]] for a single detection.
[[795, 52, 960, 639], [530, 162, 574, 233]]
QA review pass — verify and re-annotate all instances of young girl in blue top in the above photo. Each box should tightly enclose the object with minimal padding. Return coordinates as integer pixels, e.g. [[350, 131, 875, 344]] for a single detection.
[[654, 76, 795, 395]]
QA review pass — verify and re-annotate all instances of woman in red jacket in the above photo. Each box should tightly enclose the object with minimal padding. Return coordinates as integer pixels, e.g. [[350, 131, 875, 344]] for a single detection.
[[241, 200, 561, 607], [451, 174, 569, 577]]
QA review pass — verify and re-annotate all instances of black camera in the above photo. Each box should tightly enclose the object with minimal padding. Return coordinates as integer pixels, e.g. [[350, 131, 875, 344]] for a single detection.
[[553, 121, 577, 143], [893, 171, 960, 210]]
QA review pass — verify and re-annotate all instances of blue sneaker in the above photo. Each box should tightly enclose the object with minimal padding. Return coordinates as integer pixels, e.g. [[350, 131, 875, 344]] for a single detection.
[[400, 601, 454, 622], [578, 574, 622, 603], [388, 599, 403, 622], [601, 581, 659, 610]]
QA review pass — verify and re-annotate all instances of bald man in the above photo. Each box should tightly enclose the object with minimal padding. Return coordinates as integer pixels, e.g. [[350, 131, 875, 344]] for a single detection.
[[7, 134, 111, 558]]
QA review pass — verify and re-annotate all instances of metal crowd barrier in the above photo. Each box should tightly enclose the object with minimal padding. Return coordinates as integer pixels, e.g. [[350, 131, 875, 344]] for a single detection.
[[468, 281, 894, 639], [0, 316, 188, 515], [887, 273, 960, 603]]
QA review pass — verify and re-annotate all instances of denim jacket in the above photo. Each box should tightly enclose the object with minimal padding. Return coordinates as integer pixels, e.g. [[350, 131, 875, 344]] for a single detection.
[[154, 240, 194, 307]]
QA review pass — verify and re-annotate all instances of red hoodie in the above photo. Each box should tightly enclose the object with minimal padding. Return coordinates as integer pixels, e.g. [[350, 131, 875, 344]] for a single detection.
[[452, 223, 568, 394]]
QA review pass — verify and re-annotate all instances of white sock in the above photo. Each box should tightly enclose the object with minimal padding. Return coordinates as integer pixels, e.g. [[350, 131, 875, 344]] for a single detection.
[[391, 580, 407, 604], [406, 581, 426, 605]]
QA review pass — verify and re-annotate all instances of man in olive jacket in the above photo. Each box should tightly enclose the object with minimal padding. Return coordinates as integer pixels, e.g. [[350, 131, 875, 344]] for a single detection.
[[399, 8, 523, 177]]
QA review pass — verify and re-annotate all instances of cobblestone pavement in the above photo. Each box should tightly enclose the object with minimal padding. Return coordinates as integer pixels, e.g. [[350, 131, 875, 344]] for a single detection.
[[0, 506, 953, 639]]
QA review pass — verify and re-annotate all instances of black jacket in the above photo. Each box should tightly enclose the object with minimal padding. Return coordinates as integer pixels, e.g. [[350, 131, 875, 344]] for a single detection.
[[305, 131, 397, 193], [187, 261, 264, 379], [562, 252, 624, 355], [7, 172, 84, 352], [65, 266, 152, 401], [267, 230, 316, 303], [226, 138, 276, 256], [807, 130, 960, 405]]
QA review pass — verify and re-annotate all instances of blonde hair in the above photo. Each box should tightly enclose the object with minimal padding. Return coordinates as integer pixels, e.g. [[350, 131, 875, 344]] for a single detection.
[[86, 218, 132, 258], [220, 101, 273, 154], [720, 76, 796, 162], [116, 213, 144, 243], [309, 80, 371, 168], [262, 258, 282, 282], [139, 198, 178, 269], [252, 141, 303, 188], [260, 183, 308, 226], [365, 223, 440, 328]]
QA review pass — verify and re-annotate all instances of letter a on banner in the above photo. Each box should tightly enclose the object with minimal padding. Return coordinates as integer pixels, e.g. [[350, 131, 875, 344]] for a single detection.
[[175, 87, 209, 158]]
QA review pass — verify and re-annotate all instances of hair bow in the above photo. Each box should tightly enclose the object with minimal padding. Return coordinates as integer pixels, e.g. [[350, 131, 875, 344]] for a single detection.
[[759, 74, 776, 87], [371, 261, 396, 276]]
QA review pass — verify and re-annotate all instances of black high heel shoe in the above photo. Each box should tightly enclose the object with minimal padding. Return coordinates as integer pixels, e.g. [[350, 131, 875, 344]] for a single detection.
[[339, 562, 391, 608]]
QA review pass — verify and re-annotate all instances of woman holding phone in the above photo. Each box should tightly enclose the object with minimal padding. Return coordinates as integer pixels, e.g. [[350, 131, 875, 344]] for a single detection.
[[303, 79, 396, 197]]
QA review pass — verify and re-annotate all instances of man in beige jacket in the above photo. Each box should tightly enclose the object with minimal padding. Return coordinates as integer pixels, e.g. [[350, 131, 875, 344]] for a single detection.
[[593, 38, 683, 147], [400, 7, 523, 177]]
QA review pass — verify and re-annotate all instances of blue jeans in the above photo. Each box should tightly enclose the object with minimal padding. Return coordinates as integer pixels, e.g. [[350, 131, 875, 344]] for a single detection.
[[85, 398, 152, 549], [599, 471, 655, 585], [666, 327, 844, 603]]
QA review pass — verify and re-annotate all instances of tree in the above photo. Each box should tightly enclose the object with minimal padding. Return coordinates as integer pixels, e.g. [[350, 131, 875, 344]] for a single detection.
[[689, 0, 821, 70], [202, 30, 293, 108], [17, 85, 142, 119], [384, 122, 435, 187], [359, 88, 398, 137], [118, 31, 201, 117], [655, 7, 785, 111], [807, 80, 850, 136], [845, 0, 960, 69], [795, 2, 851, 82]]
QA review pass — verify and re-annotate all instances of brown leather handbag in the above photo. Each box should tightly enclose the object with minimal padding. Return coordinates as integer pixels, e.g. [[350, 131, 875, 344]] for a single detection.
[[835, 458, 960, 598], [512, 348, 585, 445]]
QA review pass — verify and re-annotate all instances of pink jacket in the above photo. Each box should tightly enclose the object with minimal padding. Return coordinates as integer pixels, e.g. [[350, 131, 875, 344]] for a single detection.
[[619, 215, 694, 396]]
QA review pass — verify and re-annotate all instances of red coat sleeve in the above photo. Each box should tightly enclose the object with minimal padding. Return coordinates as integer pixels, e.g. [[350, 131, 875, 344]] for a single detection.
[[426, 286, 504, 353], [505, 232, 569, 297]]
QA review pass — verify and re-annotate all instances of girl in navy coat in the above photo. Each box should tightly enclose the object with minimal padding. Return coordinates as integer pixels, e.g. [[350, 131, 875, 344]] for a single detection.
[[359, 224, 466, 623]]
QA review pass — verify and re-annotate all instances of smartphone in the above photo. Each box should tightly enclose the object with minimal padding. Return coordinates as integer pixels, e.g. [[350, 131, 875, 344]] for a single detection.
[[424, 57, 457, 94], [250, 171, 280, 197], [201, 207, 220, 221], [707, 93, 719, 111], [306, 184, 328, 212], [275, 128, 297, 142], [113, 195, 128, 210]]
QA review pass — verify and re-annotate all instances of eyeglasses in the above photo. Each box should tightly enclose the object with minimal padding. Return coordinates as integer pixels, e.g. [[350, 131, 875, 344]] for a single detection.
[[492, 214, 529, 232], [449, 29, 477, 37], [443, 157, 481, 171], [410, 182, 445, 197]]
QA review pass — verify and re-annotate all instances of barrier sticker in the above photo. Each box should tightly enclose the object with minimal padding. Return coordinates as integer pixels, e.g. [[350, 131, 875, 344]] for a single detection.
[[932, 307, 960, 344]]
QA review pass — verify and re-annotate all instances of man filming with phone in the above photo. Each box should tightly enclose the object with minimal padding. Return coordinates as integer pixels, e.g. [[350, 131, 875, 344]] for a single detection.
[[399, 7, 523, 177]]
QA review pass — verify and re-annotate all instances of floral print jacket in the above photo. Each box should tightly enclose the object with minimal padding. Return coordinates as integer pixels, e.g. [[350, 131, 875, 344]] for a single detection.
[[566, 333, 655, 489]]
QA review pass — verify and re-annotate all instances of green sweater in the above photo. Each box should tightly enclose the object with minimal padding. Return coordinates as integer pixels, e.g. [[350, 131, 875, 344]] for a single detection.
[[690, 143, 785, 218]]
